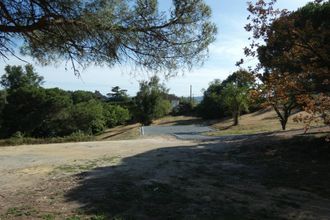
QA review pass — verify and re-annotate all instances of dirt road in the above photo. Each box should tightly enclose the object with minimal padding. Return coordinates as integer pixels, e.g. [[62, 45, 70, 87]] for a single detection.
[[0, 132, 329, 219], [0, 137, 194, 190]]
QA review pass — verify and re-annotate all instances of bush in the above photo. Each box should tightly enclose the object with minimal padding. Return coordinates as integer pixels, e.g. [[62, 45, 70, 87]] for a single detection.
[[103, 104, 130, 127], [0, 131, 95, 146], [68, 100, 106, 134], [197, 93, 226, 119], [154, 99, 171, 118]]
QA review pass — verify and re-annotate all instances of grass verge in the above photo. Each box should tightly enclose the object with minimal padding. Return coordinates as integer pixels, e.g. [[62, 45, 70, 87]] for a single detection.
[[0, 132, 95, 147]]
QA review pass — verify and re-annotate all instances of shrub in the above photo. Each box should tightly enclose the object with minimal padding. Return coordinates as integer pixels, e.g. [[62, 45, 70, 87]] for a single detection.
[[68, 100, 106, 134], [103, 104, 130, 128]]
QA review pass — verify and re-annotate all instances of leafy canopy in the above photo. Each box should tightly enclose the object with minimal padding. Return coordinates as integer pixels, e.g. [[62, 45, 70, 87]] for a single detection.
[[0, 65, 44, 90], [135, 75, 171, 125], [244, 0, 330, 130], [0, 0, 217, 75]]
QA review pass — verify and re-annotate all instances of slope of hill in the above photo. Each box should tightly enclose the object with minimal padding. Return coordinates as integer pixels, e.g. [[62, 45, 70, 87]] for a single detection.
[[208, 108, 324, 136]]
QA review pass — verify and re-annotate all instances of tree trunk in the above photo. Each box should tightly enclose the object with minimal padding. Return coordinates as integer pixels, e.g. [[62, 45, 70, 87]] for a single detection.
[[280, 118, 287, 130], [233, 111, 239, 126]]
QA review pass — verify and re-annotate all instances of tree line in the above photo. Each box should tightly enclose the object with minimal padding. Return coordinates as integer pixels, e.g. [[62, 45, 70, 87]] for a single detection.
[[0, 65, 172, 139]]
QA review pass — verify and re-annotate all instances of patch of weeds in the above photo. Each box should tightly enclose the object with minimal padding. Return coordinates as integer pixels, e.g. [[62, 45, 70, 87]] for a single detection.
[[53, 156, 121, 175], [90, 214, 107, 220], [42, 213, 56, 220], [66, 216, 81, 220], [75, 208, 85, 215], [6, 206, 38, 217], [0, 132, 95, 146]]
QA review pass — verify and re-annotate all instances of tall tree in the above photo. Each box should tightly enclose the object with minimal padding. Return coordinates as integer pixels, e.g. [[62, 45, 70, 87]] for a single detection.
[[0, 0, 217, 75], [223, 69, 255, 88], [222, 83, 250, 126], [134, 76, 170, 125], [0, 64, 44, 90], [107, 86, 129, 102], [197, 79, 226, 119], [243, 0, 330, 130]]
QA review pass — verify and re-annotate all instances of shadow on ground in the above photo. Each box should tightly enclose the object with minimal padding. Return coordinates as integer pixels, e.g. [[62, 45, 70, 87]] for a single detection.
[[65, 135, 330, 219]]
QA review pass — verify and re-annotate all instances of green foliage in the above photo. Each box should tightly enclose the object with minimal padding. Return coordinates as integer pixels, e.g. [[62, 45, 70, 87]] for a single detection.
[[222, 69, 255, 88], [197, 70, 255, 120], [1, 86, 49, 137], [197, 79, 226, 119], [0, 132, 95, 146], [154, 99, 172, 119], [68, 100, 106, 134], [134, 76, 171, 125], [107, 86, 129, 102], [221, 83, 250, 125], [0, 65, 44, 90], [1, 0, 216, 75], [71, 90, 98, 104], [103, 104, 130, 128], [0, 90, 6, 127], [0, 65, 133, 139]]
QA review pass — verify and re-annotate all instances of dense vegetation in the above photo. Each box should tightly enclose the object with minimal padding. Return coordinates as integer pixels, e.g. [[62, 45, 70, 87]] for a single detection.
[[197, 69, 257, 125], [134, 76, 172, 125], [0, 65, 130, 138], [0, 65, 175, 139]]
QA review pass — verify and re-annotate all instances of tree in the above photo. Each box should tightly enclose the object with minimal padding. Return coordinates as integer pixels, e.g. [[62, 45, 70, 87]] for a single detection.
[[260, 73, 299, 130], [107, 86, 129, 102], [71, 90, 98, 104], [222, 69, 255, 88], [103, 103, 130, 128], [197, 70, 255, 120], [222, 83, 250, 126], [68, 100, 106, 134], [1, 86, 48, 137], [197, 79, 226, 119], [243, 0, 330, 130], [0, 90, 6, 128], [0, 0, 217, 75], [134, 76, 170, 125], [0, 65, 44, 90]]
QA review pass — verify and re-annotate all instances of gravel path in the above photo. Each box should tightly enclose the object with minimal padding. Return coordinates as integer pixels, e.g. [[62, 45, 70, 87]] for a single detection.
[[142, 125, 214, 140]]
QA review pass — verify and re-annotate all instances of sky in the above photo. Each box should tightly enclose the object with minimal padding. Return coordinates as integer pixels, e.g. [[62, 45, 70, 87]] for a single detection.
[[0, 0, 312, 97]]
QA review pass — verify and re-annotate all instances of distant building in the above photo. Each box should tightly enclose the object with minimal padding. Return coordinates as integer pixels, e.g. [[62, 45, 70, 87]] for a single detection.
[[171, 99, 180, 108], [166, 94, 180, 109]]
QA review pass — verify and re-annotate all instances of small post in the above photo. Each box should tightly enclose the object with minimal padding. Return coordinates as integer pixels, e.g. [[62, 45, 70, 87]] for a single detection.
[[140, 126, 144, 136]]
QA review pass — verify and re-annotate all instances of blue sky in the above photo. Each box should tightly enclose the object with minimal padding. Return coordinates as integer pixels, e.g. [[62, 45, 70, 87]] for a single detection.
[[0, 0, 311, 97]]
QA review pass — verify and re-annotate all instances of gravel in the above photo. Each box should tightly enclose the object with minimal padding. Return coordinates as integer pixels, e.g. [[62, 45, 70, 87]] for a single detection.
[[142, 125, 215, 140]]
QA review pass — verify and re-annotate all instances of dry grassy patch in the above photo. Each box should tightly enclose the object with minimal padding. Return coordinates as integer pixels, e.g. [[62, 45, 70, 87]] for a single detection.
[[96, 123, 141, 140], [208, 108, 324, 136]]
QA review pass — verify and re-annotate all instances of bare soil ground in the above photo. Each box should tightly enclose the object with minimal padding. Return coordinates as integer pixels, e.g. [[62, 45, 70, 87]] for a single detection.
[[0, 129, 329, 219]]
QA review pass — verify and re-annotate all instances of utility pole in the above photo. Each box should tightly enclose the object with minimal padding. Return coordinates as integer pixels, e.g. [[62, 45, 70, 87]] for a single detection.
[[190, 85, 192, 104]]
